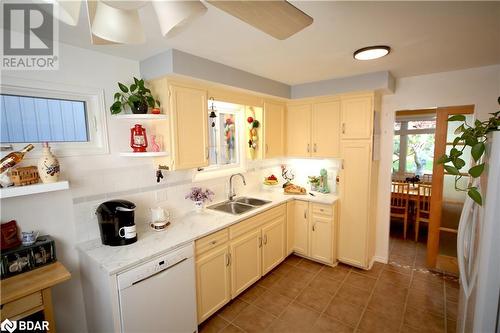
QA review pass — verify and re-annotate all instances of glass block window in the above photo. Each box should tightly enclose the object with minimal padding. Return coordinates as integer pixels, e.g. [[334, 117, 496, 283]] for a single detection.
[[1, 94, 89, 143]]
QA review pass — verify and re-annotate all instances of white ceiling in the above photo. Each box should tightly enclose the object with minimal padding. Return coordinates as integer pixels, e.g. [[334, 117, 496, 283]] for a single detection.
[[58, 1, 500, 85]]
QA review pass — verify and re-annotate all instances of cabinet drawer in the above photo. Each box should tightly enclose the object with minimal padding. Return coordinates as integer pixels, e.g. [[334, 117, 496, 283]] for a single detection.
[[196, 229, 229, 256], [1, 291, 42, 320], [312, 203, 333, 216], [230, 204, 286, 239]]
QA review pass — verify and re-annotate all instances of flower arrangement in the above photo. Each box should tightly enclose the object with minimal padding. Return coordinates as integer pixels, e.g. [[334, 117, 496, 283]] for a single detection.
[[185, 187, 215, 203]]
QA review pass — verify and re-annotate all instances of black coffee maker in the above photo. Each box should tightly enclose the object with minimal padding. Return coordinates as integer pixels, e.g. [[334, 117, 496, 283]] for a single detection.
[[96, 200, 137, 246]]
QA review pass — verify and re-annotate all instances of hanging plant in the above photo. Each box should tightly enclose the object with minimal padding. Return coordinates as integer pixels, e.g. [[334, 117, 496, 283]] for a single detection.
[[110, 77, 160, 114], [437, 97, 500, 205]]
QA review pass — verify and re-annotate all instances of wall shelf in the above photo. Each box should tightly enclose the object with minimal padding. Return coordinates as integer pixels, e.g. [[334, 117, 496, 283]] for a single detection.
[[113, 114, 167, 120], [119, 152, 169, 157], [0, 181, 70, 199]]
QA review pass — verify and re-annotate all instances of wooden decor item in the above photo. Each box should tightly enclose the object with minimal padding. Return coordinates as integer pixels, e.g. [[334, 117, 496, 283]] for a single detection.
[[10, 166, 39, 186]]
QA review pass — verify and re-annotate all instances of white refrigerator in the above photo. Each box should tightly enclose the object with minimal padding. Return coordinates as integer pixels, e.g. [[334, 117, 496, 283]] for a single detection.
[[457, 131, 500, 333]]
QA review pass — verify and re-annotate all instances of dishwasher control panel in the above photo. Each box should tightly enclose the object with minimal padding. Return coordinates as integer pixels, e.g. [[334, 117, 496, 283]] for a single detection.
[[117, 243, 194, 290]]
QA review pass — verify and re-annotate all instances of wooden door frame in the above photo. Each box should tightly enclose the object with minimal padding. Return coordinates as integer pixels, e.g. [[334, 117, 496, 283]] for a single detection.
[[427, 105, 475, 268]]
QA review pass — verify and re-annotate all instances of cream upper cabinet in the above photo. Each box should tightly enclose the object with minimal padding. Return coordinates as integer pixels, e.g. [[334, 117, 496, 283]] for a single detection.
[[286, 104, 311, 157], [261, 216, 286, 275], [170, 85, 209, 169], [340, 96, 373, 140], [229, 228, 262, 297], [264, 101, 285, 158], [338, 140, 371, 267], [312, 100, 341, 157], [293, 200, 309, 256], [195, 246, 231, 323], [286, 202, 294, 255], [309, 212, 333, 264]]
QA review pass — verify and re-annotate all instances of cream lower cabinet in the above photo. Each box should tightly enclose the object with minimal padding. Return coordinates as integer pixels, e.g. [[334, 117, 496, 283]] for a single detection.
[[195, 245, 231, 323], [292, 200, 309, 256], [309, 213, 333, 263], [261, 215, 286, 274], [230, 228, 262, 296]]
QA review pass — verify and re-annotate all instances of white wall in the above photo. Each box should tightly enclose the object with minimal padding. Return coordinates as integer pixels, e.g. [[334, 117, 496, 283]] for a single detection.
[[376, 64, 500, 261], [1, 42, 142, 332]]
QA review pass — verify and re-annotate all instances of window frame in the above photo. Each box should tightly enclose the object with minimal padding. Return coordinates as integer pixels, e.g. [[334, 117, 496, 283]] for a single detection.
[[0, 76, 109, 157]]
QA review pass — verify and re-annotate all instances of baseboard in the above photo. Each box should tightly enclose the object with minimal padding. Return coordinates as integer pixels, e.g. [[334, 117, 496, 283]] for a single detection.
[[373, 255, 388, 264]]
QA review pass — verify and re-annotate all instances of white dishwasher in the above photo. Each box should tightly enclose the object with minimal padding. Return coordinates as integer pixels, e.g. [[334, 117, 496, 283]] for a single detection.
[[116, 244, 197, 333]]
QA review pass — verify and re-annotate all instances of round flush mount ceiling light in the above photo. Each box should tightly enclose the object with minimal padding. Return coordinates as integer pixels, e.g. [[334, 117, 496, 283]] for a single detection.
[[353, 45, 391, 60]]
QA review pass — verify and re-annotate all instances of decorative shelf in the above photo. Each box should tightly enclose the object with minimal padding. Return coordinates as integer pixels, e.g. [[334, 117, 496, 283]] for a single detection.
[[114, 114, 167, 120], [119, 152, 169, 157], [0, 181, 69, 199]]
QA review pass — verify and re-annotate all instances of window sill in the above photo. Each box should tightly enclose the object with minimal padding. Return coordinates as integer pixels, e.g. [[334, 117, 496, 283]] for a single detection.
[[193, 165, 247, 182]]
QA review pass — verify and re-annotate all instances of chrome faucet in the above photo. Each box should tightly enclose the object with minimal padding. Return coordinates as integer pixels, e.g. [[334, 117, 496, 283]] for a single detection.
[[229, 173, 246, 201]]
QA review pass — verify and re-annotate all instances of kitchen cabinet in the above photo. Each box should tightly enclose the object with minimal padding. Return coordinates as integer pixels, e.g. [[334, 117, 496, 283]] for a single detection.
[[286, 104, 311, 157], [229, 228, 262, 296], [293, 200, 309, 256], [261, 215, 286, 274], [263, 101, 285, 158], [338, 140, 374, 268], [309, 213, 333, 263], [195, 246, 231, 323], [285, 99, 340, 158], [286, 201, 295, 255], [340, 95, 373, 140]]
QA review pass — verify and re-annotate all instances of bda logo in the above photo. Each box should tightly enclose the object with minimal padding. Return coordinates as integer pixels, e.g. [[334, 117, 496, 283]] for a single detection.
[[0, 319, 17, 333]]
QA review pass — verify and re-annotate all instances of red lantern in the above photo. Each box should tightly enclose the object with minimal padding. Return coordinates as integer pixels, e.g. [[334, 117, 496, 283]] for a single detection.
[[130, 124, 148, 152]]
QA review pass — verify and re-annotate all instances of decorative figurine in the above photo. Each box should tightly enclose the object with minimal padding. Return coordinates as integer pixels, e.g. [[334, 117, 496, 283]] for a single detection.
[[150, 135, 160, 152], [247, 108, 259, 159], [37, 142, 60, 183], [318, 168, 330, 193], [281, 164, 295, 188], [130, 124, 148, 152]]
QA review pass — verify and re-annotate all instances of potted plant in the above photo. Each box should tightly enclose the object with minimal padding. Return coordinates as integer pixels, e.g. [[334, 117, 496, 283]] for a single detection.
[[185, 187, 215, 212], [437, 97, 500, 205], [110, 77, 160, 114]]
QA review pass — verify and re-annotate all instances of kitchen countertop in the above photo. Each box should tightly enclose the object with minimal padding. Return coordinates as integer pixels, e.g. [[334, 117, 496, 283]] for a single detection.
[[77, 190, 338, 275]]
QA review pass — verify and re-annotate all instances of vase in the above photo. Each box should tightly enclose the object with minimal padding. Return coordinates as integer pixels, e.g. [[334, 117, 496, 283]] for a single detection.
[[194, 201, 205, 212], [132, 101, 148, 114], [37, 142, 60, 183]]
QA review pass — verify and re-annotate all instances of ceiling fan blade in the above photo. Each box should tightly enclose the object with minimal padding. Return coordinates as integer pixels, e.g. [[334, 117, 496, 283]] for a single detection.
[[207, 0, 313, 40]]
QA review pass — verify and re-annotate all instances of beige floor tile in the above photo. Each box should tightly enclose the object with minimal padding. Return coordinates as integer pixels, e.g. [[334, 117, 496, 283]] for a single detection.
[[238, 284, 266, 304], [384, 262, 414, 276], [319, 265, 350, 281], [272, 263, 294, 276], [258, 271, 282, 289], [350, 262, 384, 278], [372, 280, 409, 305], [220, 324, 245, 333], [296, 259, 324, 273], [199, 315, 229, 333], [313, 314, 354, 333], [283, 254, 303, 266], [400, 325, 423, 333], [335, 284, 371, 307], [232, 305, 276, 333], [344, 272, 377, 292], [253, 289, 293, 317], [271, 275, 308, 299], [296, 286, 333, 312], [218, 299, 249, 322], [324, 299, 364, 327], [404, 308, 446, 333], [367, 294, 405, 320], [410, 276, 444, 295], [308, 275, 342, 295], [279, 301, 320, 330], [446, 301, 458, 321], [447, 319, 457, 333], [379, 269, 412, 288], [357, 309, 402, 333], [266, 319, 305, 333], [407, 288, 445, 315]]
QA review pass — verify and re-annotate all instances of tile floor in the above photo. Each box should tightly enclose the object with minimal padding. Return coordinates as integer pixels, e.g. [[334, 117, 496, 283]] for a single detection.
[[199, 237, 459, 333]]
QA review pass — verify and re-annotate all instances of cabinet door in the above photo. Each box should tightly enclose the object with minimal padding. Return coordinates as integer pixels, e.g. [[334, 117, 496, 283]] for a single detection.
[[341, 96, 373, 140], [170, 85, 208, 169], [293, 201, 309, 255], [312, 101, 340, 157], [286, 104, 311, 157], [286, 201, 294, 255], [338, 141, 371, 268], [230, 229, 262, 297], [309, 214, 333, 264], [262, 216, 286, 274], [196, 246, 231, 323], [264, 101, 285, 158]]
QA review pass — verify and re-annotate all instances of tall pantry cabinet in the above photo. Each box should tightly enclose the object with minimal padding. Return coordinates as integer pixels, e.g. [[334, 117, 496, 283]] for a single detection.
[[337, 93, 380, 269]]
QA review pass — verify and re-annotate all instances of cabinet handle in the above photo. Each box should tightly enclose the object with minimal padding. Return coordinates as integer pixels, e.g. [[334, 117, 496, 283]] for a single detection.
[[304, 209, 307, 219], [259, 237, 263, 248], [226, 253, 231, 266], [210, 240, 217, 245], [266, 144, 269, 154], [263, 234, 268, 245], [312, 223, 316, 231], [307, 144, 310, 153], [206, 147, 209, 160], [342, 123, 346, 134], [313, 143, 317, 153]]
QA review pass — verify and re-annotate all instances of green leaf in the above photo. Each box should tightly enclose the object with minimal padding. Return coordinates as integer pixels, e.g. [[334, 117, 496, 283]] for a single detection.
[[468, 188, 482, 206], [114, 92, 121, 100], [118, 82, 128, 93], [444, 165, 459, 175], [130, 84, 137, 92], [464, 135, 478, 146], [156, 100, 161, 107], [452, 136, 461, 146], [128, 95, 140, 103], [452, 158, 466, 169], [454, 124, 464, 135], [437, 155, 451, 164], [146, 96, 155, 107], [134, 77, 139, 84], [471, 142, 485, 162], [448, 115, 466, 122], [469, 164, 484, 178]]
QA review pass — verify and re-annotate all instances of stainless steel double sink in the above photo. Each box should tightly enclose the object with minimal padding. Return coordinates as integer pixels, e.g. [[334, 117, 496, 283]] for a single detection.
[[208, 197, 271, 215]]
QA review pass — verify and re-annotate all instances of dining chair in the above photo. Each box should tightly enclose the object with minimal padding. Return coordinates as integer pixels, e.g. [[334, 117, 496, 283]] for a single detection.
[[415, 184, 432, 241], [391, 182, 410, 239], [422, 173, 433, 184]]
